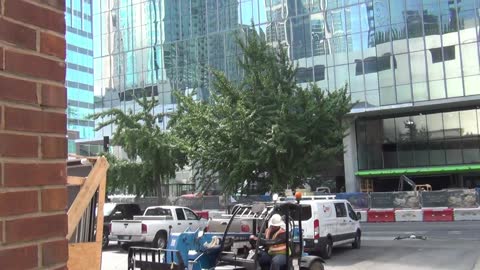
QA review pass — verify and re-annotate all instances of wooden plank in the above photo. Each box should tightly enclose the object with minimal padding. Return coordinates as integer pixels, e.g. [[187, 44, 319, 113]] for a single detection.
[[67, 156, 109, 239], [95, 170, 107, 243], [68, 242, 102, 270], [67, 176, 86, 186]]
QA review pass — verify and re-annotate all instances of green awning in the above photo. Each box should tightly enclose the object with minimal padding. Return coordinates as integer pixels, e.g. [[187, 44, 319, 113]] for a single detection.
[[356, 164, 480, 177]]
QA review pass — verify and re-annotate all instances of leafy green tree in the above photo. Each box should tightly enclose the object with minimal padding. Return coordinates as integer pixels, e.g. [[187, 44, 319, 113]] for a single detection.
[[97, 152, 152, 196], [90, 95, 187, 202], [170, 27, 351, 194]]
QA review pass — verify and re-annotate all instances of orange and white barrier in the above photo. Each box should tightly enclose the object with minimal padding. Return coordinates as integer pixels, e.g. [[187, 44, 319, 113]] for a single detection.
[[367, 209, 395, 222], [423, 208, 454, 222], [454, 208, 480, 221], [395, 209, 423, 222]]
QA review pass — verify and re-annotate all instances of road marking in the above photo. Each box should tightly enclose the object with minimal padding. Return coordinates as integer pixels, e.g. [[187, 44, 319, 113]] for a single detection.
[[448, 231, 462, 235]]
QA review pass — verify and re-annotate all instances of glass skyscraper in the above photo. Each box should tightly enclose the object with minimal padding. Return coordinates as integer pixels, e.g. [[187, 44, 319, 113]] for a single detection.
[[65, 0, 95, 153], [93, 0, 480, 192]]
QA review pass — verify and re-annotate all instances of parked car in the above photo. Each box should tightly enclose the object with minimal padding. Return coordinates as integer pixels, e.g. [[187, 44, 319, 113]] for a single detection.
[[102, 203, 142, 249], [110, 206, 206, 250]]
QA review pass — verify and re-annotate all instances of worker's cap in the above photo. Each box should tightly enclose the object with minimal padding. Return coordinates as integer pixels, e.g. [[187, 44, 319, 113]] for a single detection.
[[269, 214, 285, 227]]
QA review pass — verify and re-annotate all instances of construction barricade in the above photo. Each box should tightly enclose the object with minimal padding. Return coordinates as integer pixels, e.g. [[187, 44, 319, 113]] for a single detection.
[[423, 208, 454, 222], [367, 209, 395, 222], [454, 208, 480, 221], [395, 209, 423, 222]]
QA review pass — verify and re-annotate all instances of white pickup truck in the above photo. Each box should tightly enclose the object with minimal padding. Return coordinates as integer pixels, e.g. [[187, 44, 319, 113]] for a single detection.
[[110, 206, 206, 249]]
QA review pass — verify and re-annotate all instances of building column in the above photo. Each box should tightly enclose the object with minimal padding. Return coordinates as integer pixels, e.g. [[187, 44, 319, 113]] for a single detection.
[[343, 118, 360, 192]]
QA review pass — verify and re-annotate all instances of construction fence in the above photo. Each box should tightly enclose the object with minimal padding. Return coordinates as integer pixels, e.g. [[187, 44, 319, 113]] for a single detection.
[[337, 189, 480, 209]]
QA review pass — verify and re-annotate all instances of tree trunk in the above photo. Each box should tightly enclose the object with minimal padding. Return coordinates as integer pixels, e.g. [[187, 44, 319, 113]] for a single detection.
[[165, 178, 170, 199], [156, 174, 163, 204]]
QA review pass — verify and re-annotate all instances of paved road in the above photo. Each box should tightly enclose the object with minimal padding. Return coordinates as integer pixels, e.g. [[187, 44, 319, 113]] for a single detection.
[[327, 222, 480, 270], [102, 221, 480, 270], [102, 242, 128, 270]]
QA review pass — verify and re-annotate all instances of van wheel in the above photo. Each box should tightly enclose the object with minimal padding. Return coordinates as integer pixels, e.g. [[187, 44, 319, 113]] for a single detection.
[[352, 231, 361, 249], [153, 232, 167, 249], [320, 238, 332, 259]]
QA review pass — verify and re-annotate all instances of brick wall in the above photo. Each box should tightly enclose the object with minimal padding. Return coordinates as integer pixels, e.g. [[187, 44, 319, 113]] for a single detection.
[[0, 1, 68, 269]]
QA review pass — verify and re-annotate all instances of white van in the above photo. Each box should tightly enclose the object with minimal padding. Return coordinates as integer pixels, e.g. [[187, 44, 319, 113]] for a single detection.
[[298, 199, 361, 259]]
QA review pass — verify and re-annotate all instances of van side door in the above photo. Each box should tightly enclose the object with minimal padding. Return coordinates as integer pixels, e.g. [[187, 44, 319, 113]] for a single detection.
[[334, 202, 348, 239]]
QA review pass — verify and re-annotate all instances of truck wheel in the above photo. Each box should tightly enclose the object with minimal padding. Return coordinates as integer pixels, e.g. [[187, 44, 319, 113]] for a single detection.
[[153, 232, 167, 249], [309, 261, 324, 270], [352, 231, 361, 249], [320, 238, 332, 259], [120, 243, 131, 252]]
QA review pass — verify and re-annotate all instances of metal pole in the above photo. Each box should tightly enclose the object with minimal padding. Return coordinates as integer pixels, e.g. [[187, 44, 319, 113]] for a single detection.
[[297, 201, 303, 268], [286, 207, 290, 270]]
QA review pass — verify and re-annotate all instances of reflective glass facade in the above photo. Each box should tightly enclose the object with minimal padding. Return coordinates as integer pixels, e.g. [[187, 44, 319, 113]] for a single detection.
[[66, 0, 95, 153], [357, 108, 480, 170], [92, 1, 480, 189], [93, 0, 246, 137], [349, 0, 480, 174]]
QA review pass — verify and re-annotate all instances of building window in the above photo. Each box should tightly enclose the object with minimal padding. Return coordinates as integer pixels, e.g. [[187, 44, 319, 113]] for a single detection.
[[356, 108, 480, 170], [355, 54, 397, 75], [314, 65, 325, 81], [430, 46, 456, 63]]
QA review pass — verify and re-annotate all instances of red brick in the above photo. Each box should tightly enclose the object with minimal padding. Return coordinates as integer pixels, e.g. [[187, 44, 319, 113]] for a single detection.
[[42, 239, 68, 266], [0, 75, 37, 104], [41, 187, 67, 212], [0, 133, 38, 158], [0, 221, 3, 243], [0, 163, 3, 187], [4, 107, 67, 134], [4, 0, 65, 34], [0, 245, 38, 269], [0, 190, 38, 216], [41, 84, 66, 109], [0, 47, 3, 70], [4, 163, 66, 187], [5, 214, 67, 243], [0, 18, 37, 50], [41, 136, 67, 159], [40, 32, 65, 59], [1, 106, 4, 129], [31, 0, 66, 11], [4, 50, 65, 83]]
